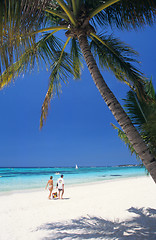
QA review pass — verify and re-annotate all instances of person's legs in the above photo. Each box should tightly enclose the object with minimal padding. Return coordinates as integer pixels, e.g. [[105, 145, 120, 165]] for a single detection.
[[61, 189, 64, 199], [58, 189, 61, 199], [48, 190, 51, 199], [48, 187, 53, 199]]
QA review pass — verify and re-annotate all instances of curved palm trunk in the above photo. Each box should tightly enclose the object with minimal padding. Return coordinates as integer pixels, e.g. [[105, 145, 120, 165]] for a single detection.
[[77, 31, 156, 183]]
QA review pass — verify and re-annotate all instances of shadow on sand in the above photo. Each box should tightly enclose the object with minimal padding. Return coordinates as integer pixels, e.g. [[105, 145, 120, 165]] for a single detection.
[[52, 198, 70, 201], [36, 207, 156, 240]]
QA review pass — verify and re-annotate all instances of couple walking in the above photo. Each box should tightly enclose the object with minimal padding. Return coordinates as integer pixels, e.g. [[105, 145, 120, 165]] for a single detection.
[[45, 174, 64, 199]]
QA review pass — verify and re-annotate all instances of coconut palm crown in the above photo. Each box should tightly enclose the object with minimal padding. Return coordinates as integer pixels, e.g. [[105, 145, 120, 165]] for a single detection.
[[1, 0, 156, 182]]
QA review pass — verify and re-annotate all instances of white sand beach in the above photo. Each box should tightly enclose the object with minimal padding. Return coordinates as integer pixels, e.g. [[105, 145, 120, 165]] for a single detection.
[[0, 176, 156, 240]]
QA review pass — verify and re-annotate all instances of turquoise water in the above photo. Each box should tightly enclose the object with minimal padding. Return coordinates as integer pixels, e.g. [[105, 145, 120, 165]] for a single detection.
[[0, 166, 147, 194]]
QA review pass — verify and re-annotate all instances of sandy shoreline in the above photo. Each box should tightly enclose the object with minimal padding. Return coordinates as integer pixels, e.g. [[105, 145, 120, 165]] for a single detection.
[[0, 176, 156, 240], [0, 175, 147, 197]]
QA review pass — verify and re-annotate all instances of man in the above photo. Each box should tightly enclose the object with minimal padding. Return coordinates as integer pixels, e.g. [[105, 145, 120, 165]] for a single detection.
[[56, 174, 64, 199]]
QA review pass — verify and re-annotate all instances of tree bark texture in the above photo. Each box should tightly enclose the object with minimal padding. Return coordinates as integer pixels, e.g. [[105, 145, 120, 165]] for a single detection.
[[78, 31, 156, 184]]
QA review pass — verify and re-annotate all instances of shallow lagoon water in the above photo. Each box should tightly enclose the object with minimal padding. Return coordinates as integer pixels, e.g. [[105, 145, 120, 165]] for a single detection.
[[0, 166, 147, 194]]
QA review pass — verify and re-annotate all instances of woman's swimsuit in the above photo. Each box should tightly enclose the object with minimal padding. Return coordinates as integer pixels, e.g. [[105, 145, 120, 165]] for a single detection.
[[49, 185, 53, 190]]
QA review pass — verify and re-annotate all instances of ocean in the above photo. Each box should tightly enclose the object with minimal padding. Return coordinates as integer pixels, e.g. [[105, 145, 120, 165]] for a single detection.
[[0, 166, 147, 194]]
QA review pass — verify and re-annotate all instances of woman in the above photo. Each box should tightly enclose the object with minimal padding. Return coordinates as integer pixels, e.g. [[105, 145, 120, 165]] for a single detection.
[[45, 176, 53, 199]]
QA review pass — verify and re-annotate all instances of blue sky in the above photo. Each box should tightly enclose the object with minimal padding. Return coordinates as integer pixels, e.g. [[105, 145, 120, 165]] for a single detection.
[[0, 24, 156, 167]]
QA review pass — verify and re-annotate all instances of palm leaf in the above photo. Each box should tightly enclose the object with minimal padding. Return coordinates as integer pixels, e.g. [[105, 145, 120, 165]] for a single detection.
[[70, 38, 83, 79], [145, 79, 156, 100], [45, 9, 68, 22], [123, 91, 147, 127], [56, 0, 76, 25], [90, 0, 120, 19], [71, 0, 77, 16], [111, 123, 140, 159], [20, 0, 57, 30], [142, 114, 156, 157], [88, 0, 156, 30], [122, 79, 156, 157], [0, 33, 63, 89], [90, 32, 146, 93], [0, 0, 64, 76], [40, 51, 75, 128], [40, 35, 83, 128], [123, 80, 156, 127], [0, 0, 43, 75]]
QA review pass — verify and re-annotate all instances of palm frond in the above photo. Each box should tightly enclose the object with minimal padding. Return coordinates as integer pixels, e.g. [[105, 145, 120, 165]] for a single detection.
[[0, 0, 51, 36], [0, 33, 63, 89], [20, 0, 58, 31], [40, 51, 75, 128], [0, 1, 31, 73], [123, 80, 156, 127], [142, 114, 156, 157], [71, 0, 77, 16], [56, 0, 76, 26], [0, 0, 68, 74], [89, 0, 156, 30], [145, 79, 156, 100], [0, 35, 37, 77], [30, 26, 68, 36], [90, 32, 146, 93], [0, 0, 48, 76], [45, 9, 69, 22], [40, 79, 54, 129], [70, 38, 83, 79], [123, 79, 156, 157], [59, 36, 71, 60], [123, 91, 147, 127], [90, 0, 120, 19], [111, 123, 140, 159]]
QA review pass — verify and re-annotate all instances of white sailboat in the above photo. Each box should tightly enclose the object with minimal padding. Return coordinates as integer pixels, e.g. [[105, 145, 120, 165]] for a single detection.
[[75, 164, 78, 169]]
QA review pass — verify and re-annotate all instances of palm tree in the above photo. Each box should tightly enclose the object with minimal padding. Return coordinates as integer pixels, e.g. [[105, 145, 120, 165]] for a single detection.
[[112, 79, 156, 159], [0, 0, 156, 182]]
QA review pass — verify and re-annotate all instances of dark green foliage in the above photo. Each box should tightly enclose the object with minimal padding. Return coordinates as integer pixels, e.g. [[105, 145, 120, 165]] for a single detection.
[[70, 38, 83, 79], [90, 33, 145, 91], [0, 33, 63, 89], [91, 0, 156, 29], [40, 50, 78, 127], [113, 80, 156, 158], [111, 123, 140, 160]]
